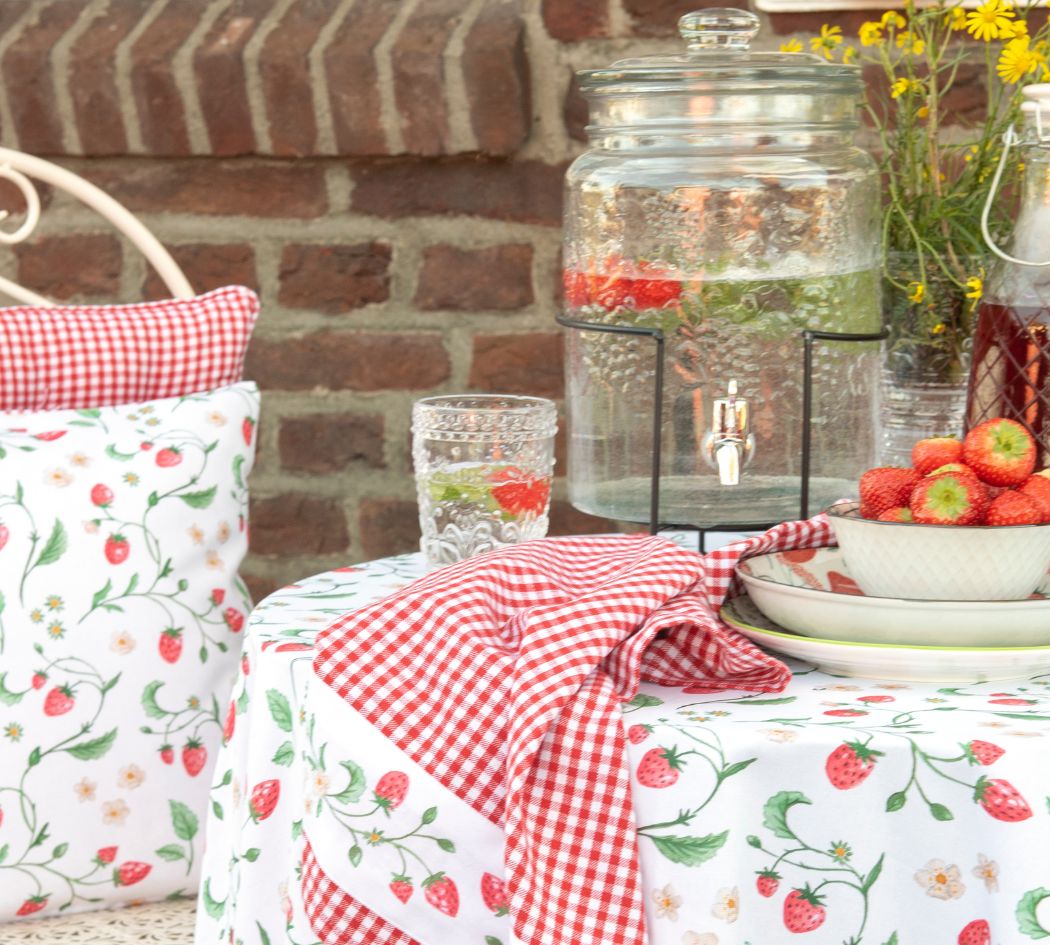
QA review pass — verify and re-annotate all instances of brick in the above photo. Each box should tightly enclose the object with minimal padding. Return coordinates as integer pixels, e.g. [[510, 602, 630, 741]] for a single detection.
[[351, 159, 564, 226], [768, 10, 874, 36], [129, 0, 198, 155], [258, 0, 333, 157], [542, 0, 609, 41], [194, 0, 270, 156], [391, 0, 465, 156], [82, 161, 328, 217], [462, 0, 530, 156], [278, 413, 385, 473], [70, 0, 142, 155], [415, 244, 533, 311], [468, 333, 564, 398], [143, 243, 257, 300], [564, 68, 588, 143], [250, 494, 349, 556], [278, 242, 392, 313], [245, 332, 450, 392], [242, 570, 280, 604], [548, 499, 618, 536], [3, 0, 83, 154], [324, 0, 400, 156], [626, 0, 746, 37], [15, 234, 121, 301], [358, 498, 420, 559]]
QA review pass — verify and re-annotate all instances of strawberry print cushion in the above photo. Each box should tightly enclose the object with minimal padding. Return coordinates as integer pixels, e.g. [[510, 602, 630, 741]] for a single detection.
[[0, 285, 258, 410], [0, 382, 258, 920]]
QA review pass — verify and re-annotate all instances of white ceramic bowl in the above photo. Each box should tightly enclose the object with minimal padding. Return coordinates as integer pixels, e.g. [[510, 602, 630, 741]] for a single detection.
[[827, 502, 1050, 601]]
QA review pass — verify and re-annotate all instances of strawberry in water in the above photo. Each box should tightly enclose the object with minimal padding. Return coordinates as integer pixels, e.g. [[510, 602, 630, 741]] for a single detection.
[[783, 886, 826, 933], [489, 467, 551, 517], [389, 876, 413, 904], [755, 869, 781, 898], [375, 771, 409, 812], [963, 740, 1004, 766], [116, 861, 151, 886], [481, 872, 509, 916], [636, 746, 685, 788], [974, 776, 1032, 822], [963, 418, 1037, 486], [423, 873, 459, 917], [825, 740, 882, 789], [957, 919, 991, 945]]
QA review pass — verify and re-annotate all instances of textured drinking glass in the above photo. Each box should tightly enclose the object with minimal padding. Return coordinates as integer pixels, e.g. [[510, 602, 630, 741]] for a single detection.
[[412, 395, 557, 568]]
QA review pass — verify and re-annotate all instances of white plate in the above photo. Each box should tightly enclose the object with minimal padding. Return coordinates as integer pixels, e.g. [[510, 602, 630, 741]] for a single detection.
[[722, 594, 1050, 683], [737, 547, 1050, 647]]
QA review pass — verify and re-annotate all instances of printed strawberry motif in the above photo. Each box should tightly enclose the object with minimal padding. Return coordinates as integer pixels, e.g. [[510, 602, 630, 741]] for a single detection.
[[155, 447, 182, 468], [15, 896, 47, 917], [489, 468, 551, 517], [958, 919, 991, 945], [964, 740, 1004, 766], [90, 483, 114, 507], [96, 846, 117, 865], [375, 771, 409, 811], [241, 654, 250, 676], [249, 779, 281, 822], [827, 571, 864, 595], [963, 418, 1037, 486], [756, 869, 781, 898], [823, 708, 867, 717], [33, 430, 66, 441], [211, 588, 226, 605], [783, 886, 826, 933], [223, 607, 245, 633], [223, 701, 236, 745], [0, 522, 7, 551], [31, 670, 47, 690], [627, 724, 650, 744], [389, 876, 413, 904], [116, 861, 151, 886], [481, 872, 509, 916], [158, 627, 183, 664], [140, 441, 153, 451], [857, 695, 894, 703], [974, 776, 1032, 822], [636, 746, 685, 788], [182, 739, 207, 777], [43, 685, 75, 717], [104, 533, 130, 565], [825, 740, 882, 789], [159, 744, 174, 765], [242, 417, 255, 446], [989, 696, 1035, 705], [422, 873, 459, 917]]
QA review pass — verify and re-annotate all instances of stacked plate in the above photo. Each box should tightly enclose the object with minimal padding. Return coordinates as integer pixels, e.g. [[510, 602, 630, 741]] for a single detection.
[[726, 547, 1050, 682]]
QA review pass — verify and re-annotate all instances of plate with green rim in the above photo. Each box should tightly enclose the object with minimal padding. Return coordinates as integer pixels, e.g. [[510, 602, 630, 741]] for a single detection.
[[722, 593, 1050, 683]]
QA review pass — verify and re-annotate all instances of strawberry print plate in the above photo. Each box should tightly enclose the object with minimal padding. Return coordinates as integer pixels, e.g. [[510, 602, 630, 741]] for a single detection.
[[737, 547, 1050, 648], [722, 593, 1050, 682]]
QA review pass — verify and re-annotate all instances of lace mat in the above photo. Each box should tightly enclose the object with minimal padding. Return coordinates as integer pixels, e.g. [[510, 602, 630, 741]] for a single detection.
[[0, 898, 195, 944]]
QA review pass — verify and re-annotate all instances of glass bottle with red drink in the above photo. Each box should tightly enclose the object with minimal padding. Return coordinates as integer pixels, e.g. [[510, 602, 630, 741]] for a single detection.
[[967, 84, 1050, 465]]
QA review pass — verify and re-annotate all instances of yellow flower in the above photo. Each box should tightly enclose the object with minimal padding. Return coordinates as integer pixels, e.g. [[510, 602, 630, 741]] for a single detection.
[[881, 10, 906, 29], [965, 276, 983, 298], [780, 38, 803, 52], [1002, 18, 1028, 38], [897, 30, 925, 54], [964, 144, 980, 162], [998, 36, 1042, 84], [945, 6, 967, 30], [917, 105, 930, 118], [931, 322, 946, 334], [908, 281, 926, 303], [891, 77, 923, 98], [811, 23, 843, 59], [966, 0, 1015, 41], [860, 21, 885, 46], [842, 44, 857, 63]]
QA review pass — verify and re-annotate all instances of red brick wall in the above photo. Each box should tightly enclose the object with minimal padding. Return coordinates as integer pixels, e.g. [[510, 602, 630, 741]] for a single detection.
[[0, 0, 851, 597]]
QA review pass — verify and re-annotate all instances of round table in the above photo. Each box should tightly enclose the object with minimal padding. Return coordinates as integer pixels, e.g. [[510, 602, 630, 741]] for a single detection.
[[195, 553, 1050, 945]]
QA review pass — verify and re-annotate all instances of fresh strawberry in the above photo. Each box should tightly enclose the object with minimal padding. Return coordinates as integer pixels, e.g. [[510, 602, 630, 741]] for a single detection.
[[242, 417, 255, 446], [375, 771, 409, 811], [90, 483, 114, 507], [957, 918, 991, 945], [182, 739, 207, 777], [489, 468, 551, 517], [116, 861, 151, 886], [480, 872, 509, 916], [31, 671, 47, 690], [963, 418, 1037, 486], [783, 886, 826, 933], [422, 873, 459, 917], [0, 522, 7, 551], [158, 627, 183, 664], [985, 489, 1041, 526], [964, 740, 1004, 766], [927, 462, 978, 480], [859, 467, 920, 519], [636, 746, 685, 788], [249, 779, 281, 821], [1020, 474, 1050, 522], [389, 876, 413, 904], [223, 700, 236, 745], [627, 724, 650, 744], [825, 740, 883, 789], [974, 776, 1032, 822], [909, 472, 988, 525], [756, 869, 781, 898], [912, 436, 963, 475], [159, 744, 174, 765], [96, 846, 117, 865], [876, 506, 913, 523], [15, 896, 47, 917], [223, 607, 245, 633], [43, 685, 74, 717], [155, 447, 183, 468], [104, 534, 130, 565]]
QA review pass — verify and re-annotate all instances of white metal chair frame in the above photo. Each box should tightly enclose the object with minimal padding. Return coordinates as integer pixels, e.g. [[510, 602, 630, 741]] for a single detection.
[[0, 147, 193, 306]]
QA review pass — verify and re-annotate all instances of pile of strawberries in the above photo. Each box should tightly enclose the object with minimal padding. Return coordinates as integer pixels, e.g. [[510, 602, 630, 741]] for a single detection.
[[859, 418, 1050, 526]]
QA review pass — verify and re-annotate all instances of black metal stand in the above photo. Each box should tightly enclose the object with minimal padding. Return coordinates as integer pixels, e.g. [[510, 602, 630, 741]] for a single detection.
[[557, 313, 888, 551]]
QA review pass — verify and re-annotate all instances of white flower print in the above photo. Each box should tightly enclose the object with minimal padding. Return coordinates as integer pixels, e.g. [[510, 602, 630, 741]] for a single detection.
[[110, 629, 136, 654], [762, 727, 798, 743], [973, 853, 999, 893], [118, 765, 146, 790], [68, 452, 91, 467], [653, 884, 682, 921], [74, 778, 96, 802], [915, 859, 965, 900], [101, 799, 130, 826], [711, 887, 739, 923], [45, 468, 73, 487], [683, 934, 718, 945]]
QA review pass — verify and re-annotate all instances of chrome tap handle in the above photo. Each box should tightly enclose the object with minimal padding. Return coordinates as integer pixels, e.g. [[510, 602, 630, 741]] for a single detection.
[[702, 380, 755, 486]]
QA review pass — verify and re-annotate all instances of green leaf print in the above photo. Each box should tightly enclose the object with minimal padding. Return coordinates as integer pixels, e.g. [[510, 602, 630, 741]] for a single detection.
[[257, 921, 272, 945], [436, 838, 456, 853], [928, 802, 954, 821], [348, 845, 363, 867], [648, 830, 728, 867], [35, 520, 67, 567], [211, 801, 224, 821], [485, 938, 504, 945], [0, 672, 25, 705], [202, 879, 226, 920], [64, 728, 117, 760], [333, 760, 366, 803], [1017, 887, 1050, 938], [90, 579, 113, 611], [155, 845, 186, 862], [170, 800, 199, 841], [861, 854, 884, 893], [762, 791, 811, 840], [624, 693, 663, 710], [105, 443, 138, 461], [179, 487, 217, 509], [272, 741, 295, 766], [882, 934, 899, 945], [886, 791, 907, 812], [266, 689, 293, 732], [233, 455, 246, 489], [141, 681, 167, 719]]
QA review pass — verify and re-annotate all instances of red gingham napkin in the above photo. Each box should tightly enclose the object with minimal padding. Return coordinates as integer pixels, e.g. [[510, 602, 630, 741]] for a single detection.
[[308, 515, 833, 945]]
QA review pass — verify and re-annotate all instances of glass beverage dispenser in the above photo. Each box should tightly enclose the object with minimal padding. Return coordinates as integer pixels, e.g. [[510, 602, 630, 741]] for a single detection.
[[562, 9, 882, 528]]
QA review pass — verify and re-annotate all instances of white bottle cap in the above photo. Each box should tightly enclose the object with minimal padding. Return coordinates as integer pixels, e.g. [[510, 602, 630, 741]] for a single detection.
[[1021, 84, 1050, 140]]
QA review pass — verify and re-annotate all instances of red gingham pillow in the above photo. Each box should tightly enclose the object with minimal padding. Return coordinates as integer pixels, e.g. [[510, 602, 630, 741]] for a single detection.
[[0, 285, 259, 410]]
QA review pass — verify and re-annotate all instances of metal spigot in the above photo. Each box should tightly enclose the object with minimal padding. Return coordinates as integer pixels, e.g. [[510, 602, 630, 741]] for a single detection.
[[702, 380, 755, 486]]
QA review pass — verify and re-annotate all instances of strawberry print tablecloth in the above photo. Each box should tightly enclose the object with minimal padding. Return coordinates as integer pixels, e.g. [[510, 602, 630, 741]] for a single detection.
[[196, 554, 1050, 945]]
